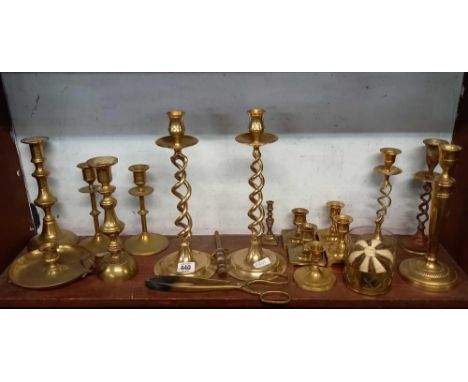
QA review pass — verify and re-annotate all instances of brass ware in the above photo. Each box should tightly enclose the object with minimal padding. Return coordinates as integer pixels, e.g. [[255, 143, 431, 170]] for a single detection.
[[87, 156, 138, 282], [123, 164, 169, 256], [21, 136, 78, 250], [77, 162, 110, 257], [213, 231, 227, 277], [294, 241, 336, 292], [287, 223, 319, 265], [281, 208, 309, 248], [401, 138, 448, 255], [226, 109, 286, 280], [154, 111, 216, 278], [399, 143, 462, 292], [263, 200, 278, 246], [317, 200, 345, 244], [326, 214, 353, 265]]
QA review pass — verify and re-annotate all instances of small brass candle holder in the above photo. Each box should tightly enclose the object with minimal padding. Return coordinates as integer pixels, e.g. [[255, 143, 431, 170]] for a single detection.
[[281, 208, 309, 248], [154, 111, 216, 278], [226, 109, 286, 280], [326, 214, 353, 265], [317, 200, 345, 244], [294, 241, 336, 292], [399, 143, 462, 292], [87, 156, 138, 282], [401, 138, 448, 255], [77, 162, 110, 257], [123, 164, 169, 256], [21, 136, 78, 250], [288, 223, 318, 265], [263, 200, 278, 246]]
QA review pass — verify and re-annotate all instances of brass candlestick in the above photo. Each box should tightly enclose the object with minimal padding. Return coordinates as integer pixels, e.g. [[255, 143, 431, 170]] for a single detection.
[[123, 164, 169, 256], [401, 138, 448, 255], [281, 208, 309, 248], [21, 136, 78, 249], [288, 223, 319, 265], [226, 109, 286, 280], [317, 200, 345, 244], [87, 156, 137, 282], [154, 111, 216, 278], [263, 200, 278, 246], [399, 143, 462, 292], [326, 214, 353, 265], [77, 162, 110, 257]]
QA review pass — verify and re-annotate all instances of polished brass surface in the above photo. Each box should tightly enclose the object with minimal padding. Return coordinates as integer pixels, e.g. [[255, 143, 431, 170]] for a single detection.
[[399, 143, 462, 292], [401, 138, 448, 255], [226, 109, 285, 280], [77, 162, 110, 257], [124, 164, 169, 256], [21, 136, 78, 250], [154, 111, 216, 278], [325, 214, 353, 265], [317, 200, 345, 244], [263, 200, 278, 246], [294, 241, 336, 292], [281, 208, 309, 248], [213, 230, 227, 277], [287, 223, 318, 265], [87, 156, 138, 282]]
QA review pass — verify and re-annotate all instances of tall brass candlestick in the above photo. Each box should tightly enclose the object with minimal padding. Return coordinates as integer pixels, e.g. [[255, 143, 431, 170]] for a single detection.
[[87, 156, 137, 282], [153, 111, 216, 278], [399, 143, 462, 292], [226, 109, 286, 280], [21, 136, 78, 249], [124, 164, 169, 256]]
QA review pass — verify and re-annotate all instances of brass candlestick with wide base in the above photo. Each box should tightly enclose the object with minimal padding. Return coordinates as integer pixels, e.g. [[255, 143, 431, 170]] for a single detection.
[[77, 162, 110, 257], [87, 156, 137, 282], [263, 200, 278, 246], [281, 208, 309, 248], [124, 164, 169, 256], [399, 143, 462, 292], [401, 138, 448, 255], [226, 109, 286, 280], [317, 200, 345, 245], [154, 111, 216, 278], [21, 136, 78, 250]]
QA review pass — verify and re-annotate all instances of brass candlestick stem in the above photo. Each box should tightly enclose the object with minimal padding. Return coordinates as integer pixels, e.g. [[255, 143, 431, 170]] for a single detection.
[[318, 200, 345, 244], [263, 200, 278, 246], [21, 136, 78, 249], [77, 162, 110, 257], [226, 109, 286, 280], [87, 156, 137, 282], [153, 111, 216, 278], [124, 164, 169, 256], [399, 143, 462, 292]]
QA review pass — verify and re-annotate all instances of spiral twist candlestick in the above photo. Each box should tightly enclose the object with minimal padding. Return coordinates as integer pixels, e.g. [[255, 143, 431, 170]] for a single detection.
[[171, 150, 193, 240], [248, 147, 265, 238]]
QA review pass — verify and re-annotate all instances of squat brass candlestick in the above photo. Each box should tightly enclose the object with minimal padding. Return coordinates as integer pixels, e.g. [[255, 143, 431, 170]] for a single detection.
[[21, 136, 78, 250], [226, 109, 286, 280], [399, 143, 462, 292], [401, 138, 448, 255], [288, 222, 319, 265], [318, 201, 345, 244], [77, 162, 110, 257], [326, 214, 353, 265], [124, 164, 169, 256], [87, 156, 137, 282], [154, 111, 216, 278], [263, 200, 278, 246], [281, 208, 309, 248]]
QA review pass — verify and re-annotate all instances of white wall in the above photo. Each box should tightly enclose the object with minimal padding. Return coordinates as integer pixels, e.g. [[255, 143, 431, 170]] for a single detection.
[[2, 73, 462, 236]]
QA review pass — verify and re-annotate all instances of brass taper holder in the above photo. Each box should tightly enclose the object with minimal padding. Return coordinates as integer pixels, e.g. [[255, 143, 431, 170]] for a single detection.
[[281, 208, 309, 248], [326, 214, 353, 265], [287, 223, 319, 265], [263, 200, 278, 246], [123, 164, 169, 256], [318, 201, 345, 244]]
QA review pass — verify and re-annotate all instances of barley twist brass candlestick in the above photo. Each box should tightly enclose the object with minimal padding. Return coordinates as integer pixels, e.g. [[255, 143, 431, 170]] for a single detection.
[[87, 156, 137, 282], [399, 143, 462, 292], [154, 111, 216, 278], [318, 201, 345, 244], [124, 164, 169, 256], [21, 136, 78, 250], [401, 138, 448, 255], [226, 109, 286, 280], [77, 162, 110, 257], [263, 200, 278, 246]]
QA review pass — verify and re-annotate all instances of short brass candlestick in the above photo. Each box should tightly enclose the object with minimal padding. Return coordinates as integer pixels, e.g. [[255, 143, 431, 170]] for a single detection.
[[226, 109, 287, 280], [87, 156, 137, 282], [77, 162, 110, 257], [318, 200, 345, 244], [124, 164, 169, 256], [326, 214, 353, 265], [399, 143, 462, 292], [288, 223, 319, 265], [21, 136, 78, 250], [401, 138, 448, 255], [281, 208, 309, 248], [154, 111, 216, 278], [263, 200, 278, 246]]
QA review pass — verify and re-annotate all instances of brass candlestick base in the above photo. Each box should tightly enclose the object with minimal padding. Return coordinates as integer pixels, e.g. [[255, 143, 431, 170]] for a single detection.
[[28, 230, 79, 251], [317, 200, 345, 245]]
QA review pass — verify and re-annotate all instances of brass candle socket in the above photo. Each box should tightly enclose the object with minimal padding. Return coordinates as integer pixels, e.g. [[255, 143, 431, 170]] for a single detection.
[[21, 136, 78, 250], [326, 214, 353, 265], [227, 109, 286, 280], [77, 162, 110, 257], [123, 164, 169, 256], [287, 222, 319, 265], [281, 208, 309, 248], [401, 138, 448, 255], [87, 156, 138, 282], [399, 143, 462, 292], [154, 111, 216, 278], [263, 200, 278, 246], [318, 200, 345, 244]]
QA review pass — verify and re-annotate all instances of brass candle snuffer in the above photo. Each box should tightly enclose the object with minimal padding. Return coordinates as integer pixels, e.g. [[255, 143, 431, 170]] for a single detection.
[[123, 164, 169, 256], [401, 138, 448, 255], [262, 200, 278, 246], [281, 208, 309, 248], [399, 143, 462, 292], [77, 162, 110, 257], [326, 214, 353, 266], [153, 111, 216, 278], [317, 200, 345, 245], [288, 223, 319, 265], [87, 156, 138, 282]]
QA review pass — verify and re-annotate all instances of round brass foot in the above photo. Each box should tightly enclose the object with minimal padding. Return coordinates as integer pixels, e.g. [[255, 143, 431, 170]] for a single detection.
[[97, 251, 138, 282], [400, 235, 428, 256], [79, 233, 110, 257], [399, 257, 457, 292], [124, 232, 169, 256], [153, 250, 216, 278], [28, 228, 79, 250], [294, 266, 336, 292]]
